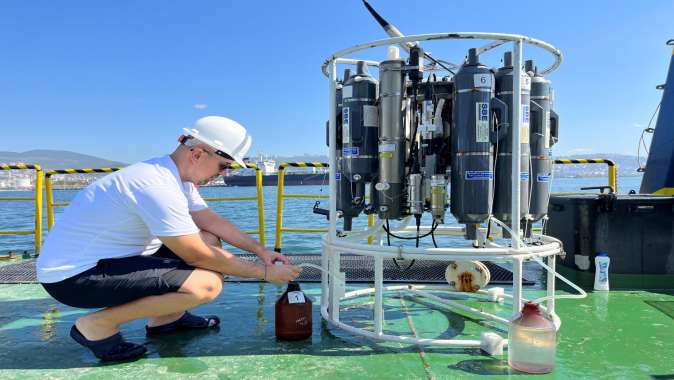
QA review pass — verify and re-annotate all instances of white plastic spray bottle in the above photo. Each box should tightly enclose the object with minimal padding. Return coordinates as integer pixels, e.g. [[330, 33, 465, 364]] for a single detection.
[[594, 252, 610, 291]]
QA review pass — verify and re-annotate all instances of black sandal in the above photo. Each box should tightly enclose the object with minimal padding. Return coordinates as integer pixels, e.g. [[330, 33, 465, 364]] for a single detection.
[[146, 312, 220, 336], [70, 325, 147, 362]]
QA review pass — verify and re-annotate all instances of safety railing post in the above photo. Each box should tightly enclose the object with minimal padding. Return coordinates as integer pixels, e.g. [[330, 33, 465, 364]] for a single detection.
[[254, 167, 266, 246], [45, 173, 55, 231], [45, 168, 120, 235], [203, 163, 265, 238], [608, 164, 618, 193], [274, 165, 287, 252], [554, 158, 618, 193], [273, 162, 330, 253], [0, 164, 45, 254], [34, 165, 43, 253]]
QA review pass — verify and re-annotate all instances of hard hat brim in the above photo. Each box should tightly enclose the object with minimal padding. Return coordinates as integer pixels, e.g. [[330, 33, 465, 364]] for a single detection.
[[182, 128, 248, 168]]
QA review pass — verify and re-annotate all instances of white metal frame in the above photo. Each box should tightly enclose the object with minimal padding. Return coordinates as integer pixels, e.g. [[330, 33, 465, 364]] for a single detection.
[[323, 32, 563, 348]]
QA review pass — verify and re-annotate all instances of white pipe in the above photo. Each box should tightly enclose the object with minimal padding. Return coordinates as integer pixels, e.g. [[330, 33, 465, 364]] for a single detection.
[[511, 39, 523, 249], [325, 60, 337, 310], [546, 252, 556, 314], [327, 61, 337, 246], [512, 256, 523, 318], [321, 305, 482, 347], [374, 256, 384, 335], [329, 249, 340, 321], [340, 219, 385, 240], [322, 244, 556, 262], [324, 234, 560, 257], [531, 258, 587, 304], [407, 287, 510, 325]]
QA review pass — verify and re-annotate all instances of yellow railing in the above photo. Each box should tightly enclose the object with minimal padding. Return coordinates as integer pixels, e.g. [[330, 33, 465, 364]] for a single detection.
[[554, 158, 618, 193], [274, 162, 329, 252], [0, 164, 44, 253], [205, 163, 266, 246], [45, 168, 120, 230], [44, 163, 266, 246]]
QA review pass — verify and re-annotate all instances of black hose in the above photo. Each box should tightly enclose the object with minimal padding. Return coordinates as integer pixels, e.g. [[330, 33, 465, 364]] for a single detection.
[[383, 219, 438, 240], [431, 223, 439, 248]]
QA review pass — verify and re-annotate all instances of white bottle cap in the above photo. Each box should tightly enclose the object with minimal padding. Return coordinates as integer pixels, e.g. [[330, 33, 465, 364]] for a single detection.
[[386, 46, 400, 60]]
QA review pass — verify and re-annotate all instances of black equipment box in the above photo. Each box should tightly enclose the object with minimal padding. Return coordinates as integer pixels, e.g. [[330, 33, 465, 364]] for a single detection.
[[546, 194, 674, 275]]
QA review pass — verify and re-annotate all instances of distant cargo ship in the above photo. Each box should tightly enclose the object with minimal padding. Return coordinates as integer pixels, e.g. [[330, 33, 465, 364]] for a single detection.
[[218, 155, 328, 186], [223, 173, 327, 187]]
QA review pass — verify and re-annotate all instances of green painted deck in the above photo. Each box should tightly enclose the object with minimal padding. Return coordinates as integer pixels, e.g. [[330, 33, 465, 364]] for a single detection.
[[1, 281, 673, 379]]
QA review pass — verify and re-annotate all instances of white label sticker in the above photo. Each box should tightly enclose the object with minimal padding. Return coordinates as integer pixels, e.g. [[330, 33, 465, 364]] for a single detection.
[[288, 291, 306, 304], [379, 143, 396, 152], [521, 126, 530, 144], [363, 105, 378, 127], [521, 104, 530, 143], [522, 74, 531, 91], [544, 111, 550, 149], [430, 177, 445, 186], [476, 102, 489, 143], [342, 107, 350, 144], [473, 73, 492, 88], [418, 124, 438, 133], [342, 85, 353, 99]]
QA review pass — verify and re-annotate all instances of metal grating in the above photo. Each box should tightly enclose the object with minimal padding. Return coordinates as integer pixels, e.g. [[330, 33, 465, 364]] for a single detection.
[[0, 254, 531, 285], [0, 260, 38, 284]]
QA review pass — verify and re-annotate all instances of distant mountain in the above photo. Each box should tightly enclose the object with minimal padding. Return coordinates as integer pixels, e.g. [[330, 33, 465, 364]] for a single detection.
[[0, 150, 127, 170]]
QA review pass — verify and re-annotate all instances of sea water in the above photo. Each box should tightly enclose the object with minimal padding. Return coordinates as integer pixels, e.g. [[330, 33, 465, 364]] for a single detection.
[[0, 176, 644, 253]]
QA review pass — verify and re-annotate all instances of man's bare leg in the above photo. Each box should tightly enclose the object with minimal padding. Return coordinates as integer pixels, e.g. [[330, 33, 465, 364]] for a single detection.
[[145, 230, 222, 328], [75, 267, 223, 341]]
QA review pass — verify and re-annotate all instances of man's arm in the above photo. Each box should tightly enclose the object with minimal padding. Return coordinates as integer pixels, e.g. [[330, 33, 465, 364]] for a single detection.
[[158, 233, 300, 284], [190, 208, 287, 265]]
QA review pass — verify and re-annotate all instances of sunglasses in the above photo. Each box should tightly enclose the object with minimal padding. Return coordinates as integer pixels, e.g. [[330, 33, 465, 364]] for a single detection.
[[199, 147, 235, 172]]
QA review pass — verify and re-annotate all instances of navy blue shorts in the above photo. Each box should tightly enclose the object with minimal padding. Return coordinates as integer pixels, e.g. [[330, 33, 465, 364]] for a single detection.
[[41, 245, 195, 309]]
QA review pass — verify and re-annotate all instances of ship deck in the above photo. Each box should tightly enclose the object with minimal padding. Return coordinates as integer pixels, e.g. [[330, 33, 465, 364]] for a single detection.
[[1, 265, 672, 379]]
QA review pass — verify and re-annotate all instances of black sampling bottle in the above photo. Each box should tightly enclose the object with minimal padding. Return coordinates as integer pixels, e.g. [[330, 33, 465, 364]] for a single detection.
[[275, 282, 312, 340]]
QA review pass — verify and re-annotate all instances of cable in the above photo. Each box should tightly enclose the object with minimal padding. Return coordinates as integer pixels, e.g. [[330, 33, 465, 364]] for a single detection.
[[431, 223, 439, 248], [415, 215, 421, 248], [637, 102, 661, 171], [383, 219, 438, 240], [385, 219, 391, 246]]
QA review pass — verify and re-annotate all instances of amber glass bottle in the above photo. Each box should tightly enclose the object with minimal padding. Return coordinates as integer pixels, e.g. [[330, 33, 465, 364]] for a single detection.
[[275, 282, 312, 340]]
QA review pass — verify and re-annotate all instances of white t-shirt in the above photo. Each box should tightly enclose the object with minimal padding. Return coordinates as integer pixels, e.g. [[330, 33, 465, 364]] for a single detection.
[[36, 155, 209, 283]]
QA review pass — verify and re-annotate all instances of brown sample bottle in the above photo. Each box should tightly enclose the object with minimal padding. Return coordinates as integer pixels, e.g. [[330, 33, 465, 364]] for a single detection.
[[275, 282, 312, 340]]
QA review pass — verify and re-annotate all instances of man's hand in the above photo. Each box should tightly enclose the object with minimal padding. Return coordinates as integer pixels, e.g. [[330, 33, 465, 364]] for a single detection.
[[257, 250, 290, 266], [266, 264, 302, 285]]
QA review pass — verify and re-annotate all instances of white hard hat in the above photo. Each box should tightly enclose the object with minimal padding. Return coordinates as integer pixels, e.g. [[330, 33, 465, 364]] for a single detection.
[[183, 116, 252, 167]]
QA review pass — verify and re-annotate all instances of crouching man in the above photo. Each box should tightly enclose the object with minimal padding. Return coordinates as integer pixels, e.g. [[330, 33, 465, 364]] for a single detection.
[[37, 116, 301, 362]]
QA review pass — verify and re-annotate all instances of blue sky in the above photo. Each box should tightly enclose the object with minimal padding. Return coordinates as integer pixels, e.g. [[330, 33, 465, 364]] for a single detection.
[[1, 0, 672, 163]]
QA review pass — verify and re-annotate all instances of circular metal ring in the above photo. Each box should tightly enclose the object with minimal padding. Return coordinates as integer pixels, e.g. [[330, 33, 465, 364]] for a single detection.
[[322, 32, 562, 77]]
